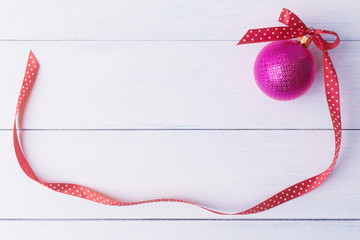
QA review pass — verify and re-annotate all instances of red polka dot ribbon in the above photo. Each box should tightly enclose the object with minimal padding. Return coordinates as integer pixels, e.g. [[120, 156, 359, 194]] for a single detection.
[[14, 8, 341, 215]]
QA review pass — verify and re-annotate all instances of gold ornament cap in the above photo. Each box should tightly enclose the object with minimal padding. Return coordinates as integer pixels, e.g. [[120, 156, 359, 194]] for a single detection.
[[297, 35, 312, 48]]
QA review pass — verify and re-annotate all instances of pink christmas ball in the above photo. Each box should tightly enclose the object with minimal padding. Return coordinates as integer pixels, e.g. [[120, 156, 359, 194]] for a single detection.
[[254, 40, 316, 101]]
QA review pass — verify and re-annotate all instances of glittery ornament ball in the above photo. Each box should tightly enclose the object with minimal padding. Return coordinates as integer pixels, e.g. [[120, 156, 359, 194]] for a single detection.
[[254, 40, 316, 101]]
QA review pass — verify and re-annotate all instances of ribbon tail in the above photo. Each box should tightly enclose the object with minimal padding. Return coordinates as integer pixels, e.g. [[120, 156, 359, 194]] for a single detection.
[[322, 51, 342, 164], [230, 51, 342, 215], [14, 51, 40, 182]]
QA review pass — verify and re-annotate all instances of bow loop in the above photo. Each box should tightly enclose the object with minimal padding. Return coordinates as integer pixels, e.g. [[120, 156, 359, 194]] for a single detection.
[[278, 8, 307, 30], [308, 29, 340, 51]]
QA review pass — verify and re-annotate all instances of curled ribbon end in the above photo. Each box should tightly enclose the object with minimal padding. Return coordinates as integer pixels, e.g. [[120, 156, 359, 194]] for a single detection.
[[281, 8, 290, 14], [278, 8, 288, 21], [237, 38, 248, 45], [28, 50, 39, 68], [237, 29, 261, 45], [17, 51, 40, 114]]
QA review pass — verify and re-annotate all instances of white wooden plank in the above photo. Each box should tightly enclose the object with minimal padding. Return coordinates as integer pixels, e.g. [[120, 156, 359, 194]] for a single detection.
[[1, 130, 359, 218], [0, 41, 357, 129], [0, 221, 359, 240], [0, 0, 357, 40]]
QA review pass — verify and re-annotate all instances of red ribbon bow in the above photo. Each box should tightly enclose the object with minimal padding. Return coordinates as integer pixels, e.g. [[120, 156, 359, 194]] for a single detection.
[[14, 8, 341, 215], [237, 8, 340, 51]]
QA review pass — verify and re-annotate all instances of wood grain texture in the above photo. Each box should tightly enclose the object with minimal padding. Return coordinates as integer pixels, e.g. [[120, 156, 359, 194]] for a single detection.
[[0, 0, 357, 40], [0, 221, 359, 240], [1, 130, 359, 218], [0, 40, 358, 129]]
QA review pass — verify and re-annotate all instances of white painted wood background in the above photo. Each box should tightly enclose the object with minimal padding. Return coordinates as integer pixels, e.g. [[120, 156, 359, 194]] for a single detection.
[[0, 0, 359, 239]]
